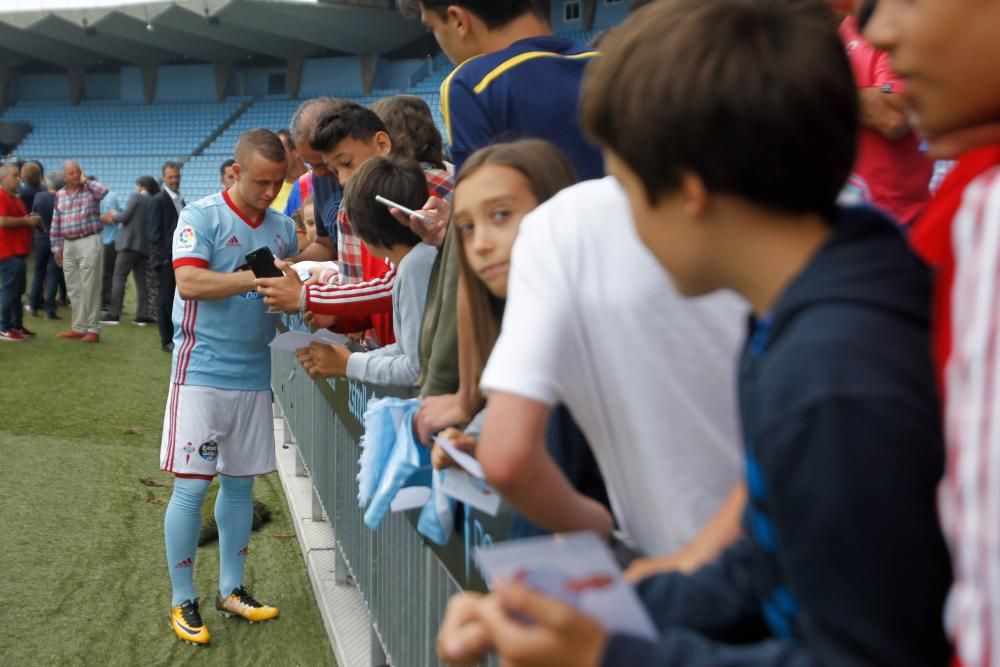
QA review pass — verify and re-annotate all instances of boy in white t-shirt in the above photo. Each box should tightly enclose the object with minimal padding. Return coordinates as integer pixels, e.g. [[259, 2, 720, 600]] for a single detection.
[[476, 175, 746, 558]]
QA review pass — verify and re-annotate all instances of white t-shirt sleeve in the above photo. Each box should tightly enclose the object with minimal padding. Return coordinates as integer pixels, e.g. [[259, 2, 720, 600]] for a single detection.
[[480, 206, 575, 405]]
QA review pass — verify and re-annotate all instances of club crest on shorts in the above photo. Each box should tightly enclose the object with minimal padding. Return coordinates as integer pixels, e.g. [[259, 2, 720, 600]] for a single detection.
[[199, 439, 219, 461]]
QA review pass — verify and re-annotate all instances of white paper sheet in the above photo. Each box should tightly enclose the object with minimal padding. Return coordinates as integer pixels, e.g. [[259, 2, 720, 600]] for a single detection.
[[435, 436, 485, 479], [440, 469, 501, 515], [476, 532, 658, 640], [270, 329, 349, 352]]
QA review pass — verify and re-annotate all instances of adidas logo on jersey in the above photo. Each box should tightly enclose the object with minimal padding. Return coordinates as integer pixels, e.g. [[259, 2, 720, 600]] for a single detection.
[[226, 235, 241, 247]]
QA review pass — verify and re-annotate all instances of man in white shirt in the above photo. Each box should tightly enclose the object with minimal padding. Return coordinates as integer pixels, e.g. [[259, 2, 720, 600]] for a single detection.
[[478, 176, 745, 557]]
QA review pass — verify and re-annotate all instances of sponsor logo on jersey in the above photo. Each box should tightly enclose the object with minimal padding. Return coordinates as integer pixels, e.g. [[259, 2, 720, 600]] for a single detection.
[[226, 235, 241, 248], [175, 225, 196, 252], [240, 290, 265, 301], [199, 440, 218, 461]]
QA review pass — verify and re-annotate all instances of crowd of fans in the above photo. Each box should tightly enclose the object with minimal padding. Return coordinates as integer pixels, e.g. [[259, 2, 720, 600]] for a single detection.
[[0, 146, 307, 348], [5, 0, 1000, 663]]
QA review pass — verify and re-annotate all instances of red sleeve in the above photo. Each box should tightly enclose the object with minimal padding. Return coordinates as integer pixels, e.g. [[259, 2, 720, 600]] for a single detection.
[[871, 48, 906, 92], [305, 262, 395, 319], [173, 257, 209, 270]]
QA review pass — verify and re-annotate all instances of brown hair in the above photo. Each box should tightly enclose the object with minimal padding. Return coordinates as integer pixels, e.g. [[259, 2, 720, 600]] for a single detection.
[[342, 155, 426, 250], [454, 139, 577, 383], [582, 0, 857, 218], [371, 95, 446, 170], [235, 128, 288, 166]]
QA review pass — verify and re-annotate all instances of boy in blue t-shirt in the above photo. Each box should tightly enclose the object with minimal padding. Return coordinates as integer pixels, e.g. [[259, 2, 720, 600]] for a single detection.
[[435, 1, 952, 665]]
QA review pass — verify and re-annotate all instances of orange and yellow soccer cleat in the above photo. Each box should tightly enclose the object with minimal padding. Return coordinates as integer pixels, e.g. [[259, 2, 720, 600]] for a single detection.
[[169, 600, 210, 645], [215, 586, 279, 623]]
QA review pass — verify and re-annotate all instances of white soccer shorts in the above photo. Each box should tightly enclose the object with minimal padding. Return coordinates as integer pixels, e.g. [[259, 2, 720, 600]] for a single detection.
[[160, 383, 275, 479]]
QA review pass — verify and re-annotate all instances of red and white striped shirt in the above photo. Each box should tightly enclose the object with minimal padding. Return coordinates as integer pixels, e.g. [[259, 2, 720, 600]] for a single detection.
[[941, 165, 1000, 667]]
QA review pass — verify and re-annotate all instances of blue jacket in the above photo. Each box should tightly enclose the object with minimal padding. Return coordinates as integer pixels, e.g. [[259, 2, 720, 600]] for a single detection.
[[603, 208, 952, 666], [442, 35, 603, 179]]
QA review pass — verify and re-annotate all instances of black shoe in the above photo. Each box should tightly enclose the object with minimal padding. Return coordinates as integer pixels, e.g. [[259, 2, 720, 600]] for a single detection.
[[45, 312, 60, 320], [132, 318, 152, 327], [162, 343, 174, 353], [99, 315, 120, 325]]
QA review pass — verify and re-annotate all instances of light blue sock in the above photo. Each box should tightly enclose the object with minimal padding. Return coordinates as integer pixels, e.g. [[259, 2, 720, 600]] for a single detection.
[[216, 474, 255, 597], [164, 476, 212, 607]]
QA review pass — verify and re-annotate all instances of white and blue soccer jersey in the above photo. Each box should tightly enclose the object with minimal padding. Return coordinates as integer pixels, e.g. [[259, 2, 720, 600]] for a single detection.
[[170, 190, 297, 391]]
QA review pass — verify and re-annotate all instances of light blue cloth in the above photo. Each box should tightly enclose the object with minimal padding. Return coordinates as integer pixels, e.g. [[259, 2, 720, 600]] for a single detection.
[[418, 469, 455, 546], [358, 397, 418, 508], [358, 397, 454, 544], [100, 190, 122, 245], [164, 476, 212, 606], [215, 474, 254, 597]]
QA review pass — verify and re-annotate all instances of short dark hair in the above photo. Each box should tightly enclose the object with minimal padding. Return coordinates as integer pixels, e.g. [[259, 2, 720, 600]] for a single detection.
[[582, 0, 858, 219], [371, 95, 446, 169], [236, 128, 288, 166], [161, 161, 181, 175], [399, 0, 536, 29], [310, 102, 388, 153], [219, 158, 235, 177], [858, 0, 878, 30], [343, 156, 425, 250], [136, 175, 161, 196]]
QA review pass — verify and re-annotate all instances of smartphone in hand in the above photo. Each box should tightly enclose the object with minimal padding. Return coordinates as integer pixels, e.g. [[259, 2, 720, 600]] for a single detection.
[[375, 195, 435, 226], [244, 246, 284, 278]]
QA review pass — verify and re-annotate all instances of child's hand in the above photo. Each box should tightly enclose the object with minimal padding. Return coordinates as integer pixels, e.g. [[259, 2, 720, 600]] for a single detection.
[[256, 260, 303, 313], [303, 310, 338, 330], [431, 427, 478, 470], [478, 582, 607, 667], [390, 195, 451, 247], [294, 342, 351, 379], [415, 393, 472, 444]]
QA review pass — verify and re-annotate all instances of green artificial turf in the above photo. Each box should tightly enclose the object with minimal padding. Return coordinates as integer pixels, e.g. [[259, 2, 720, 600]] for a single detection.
[[0, 292, 333, 666]]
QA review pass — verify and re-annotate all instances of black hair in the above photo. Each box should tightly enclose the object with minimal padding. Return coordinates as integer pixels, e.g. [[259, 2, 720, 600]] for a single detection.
[[343, 155, 425, 250], [219, 158, 235, 178], [583, 0, 858, 219], [137, 175, 161, 196], [310, 102, 388, 153], [399, 0, 537, 29], [857, 0, 878, 31]]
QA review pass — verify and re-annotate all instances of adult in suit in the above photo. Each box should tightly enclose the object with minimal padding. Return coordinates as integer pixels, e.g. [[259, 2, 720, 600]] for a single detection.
[[149, 162, 184, 352], [101, 175, 158, 325]]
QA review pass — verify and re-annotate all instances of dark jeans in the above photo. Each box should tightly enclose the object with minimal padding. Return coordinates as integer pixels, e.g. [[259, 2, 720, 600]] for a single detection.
[[0, 255, 27, 331], [145, 261, 159, 323], [109, 250, 148, 320], [29, 233, 59, 315], [101, 243, 117, 310], [157, 262, 175, 346]]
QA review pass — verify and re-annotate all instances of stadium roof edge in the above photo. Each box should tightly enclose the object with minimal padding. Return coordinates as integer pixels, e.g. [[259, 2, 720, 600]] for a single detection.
[[0, 0, 425, 70]]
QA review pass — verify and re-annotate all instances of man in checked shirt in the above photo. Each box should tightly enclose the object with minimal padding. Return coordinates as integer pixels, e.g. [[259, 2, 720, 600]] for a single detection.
[[50, 161, 107, 343]]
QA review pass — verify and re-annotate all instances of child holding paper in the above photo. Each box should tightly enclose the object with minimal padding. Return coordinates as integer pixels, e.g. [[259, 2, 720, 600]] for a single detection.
[[295, 157, 436, 390], [436, 0, 952, 665]]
